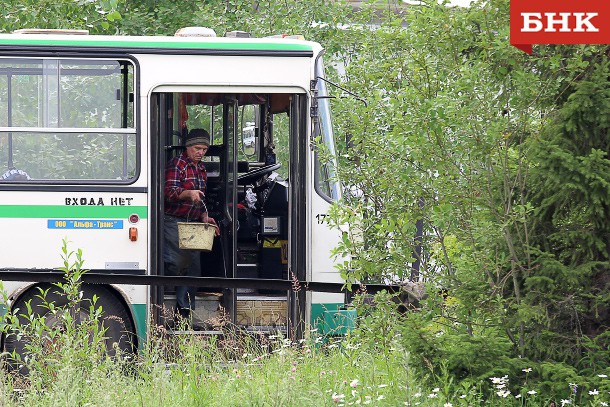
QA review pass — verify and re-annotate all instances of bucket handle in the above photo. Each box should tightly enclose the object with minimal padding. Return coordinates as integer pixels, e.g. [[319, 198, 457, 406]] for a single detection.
[[186, 198, 207, 221]]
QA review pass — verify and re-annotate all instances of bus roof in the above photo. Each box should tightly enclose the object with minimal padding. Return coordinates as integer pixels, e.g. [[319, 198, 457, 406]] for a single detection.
[[0, 33, 317, 56]]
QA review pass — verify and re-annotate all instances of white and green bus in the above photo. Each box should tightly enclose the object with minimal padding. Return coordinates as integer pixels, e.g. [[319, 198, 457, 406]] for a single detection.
[[0, 28, 347, 357]]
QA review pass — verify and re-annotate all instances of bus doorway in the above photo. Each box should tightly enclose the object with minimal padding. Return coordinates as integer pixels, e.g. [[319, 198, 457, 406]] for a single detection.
[[151, 91, 307, 334]]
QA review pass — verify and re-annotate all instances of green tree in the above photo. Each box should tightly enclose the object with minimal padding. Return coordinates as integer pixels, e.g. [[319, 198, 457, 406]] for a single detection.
[[523, 52, 610, 370], [0, 0, 122, 33], [326, 0, 610, 393]]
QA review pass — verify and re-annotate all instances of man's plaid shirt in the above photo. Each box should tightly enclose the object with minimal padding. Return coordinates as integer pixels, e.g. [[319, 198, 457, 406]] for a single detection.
[[164, 152, 208, 221]]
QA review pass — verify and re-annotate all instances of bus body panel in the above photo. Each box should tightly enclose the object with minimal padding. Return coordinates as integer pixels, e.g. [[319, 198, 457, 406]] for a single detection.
[[0, 192, 148, 270], [136, 54, 312, 94]]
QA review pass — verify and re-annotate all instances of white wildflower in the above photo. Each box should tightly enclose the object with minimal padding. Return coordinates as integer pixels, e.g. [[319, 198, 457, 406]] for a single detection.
[[332, 393, 345, 403], [497, 390, 511, 398]]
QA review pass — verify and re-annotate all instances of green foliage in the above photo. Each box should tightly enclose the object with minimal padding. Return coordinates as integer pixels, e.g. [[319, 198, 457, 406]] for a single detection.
[[0, 0, 122, 33], [1, 239, 120, 399], [114, 0, 353, 40], [0, 248, 607, 406], [317, 0, 610, 398]]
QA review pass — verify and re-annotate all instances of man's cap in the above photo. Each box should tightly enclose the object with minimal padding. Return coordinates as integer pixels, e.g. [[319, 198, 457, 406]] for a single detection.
[[184, 128, 211, 147]]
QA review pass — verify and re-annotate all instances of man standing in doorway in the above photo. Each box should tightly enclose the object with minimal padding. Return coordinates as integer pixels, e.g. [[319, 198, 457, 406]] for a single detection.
[[164, 128, 219, 329]]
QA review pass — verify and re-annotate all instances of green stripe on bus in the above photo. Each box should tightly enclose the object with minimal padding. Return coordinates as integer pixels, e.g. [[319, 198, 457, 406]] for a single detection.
[[311, 302, 343, 328], [132, 303, 147, 350], [0, 38, 313, 51], [0, 205, 147, 218], [311, 302, 357, 336]]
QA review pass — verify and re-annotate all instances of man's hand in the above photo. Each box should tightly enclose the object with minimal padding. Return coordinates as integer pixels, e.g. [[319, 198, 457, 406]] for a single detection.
[[182, 189, 204, 203], [202, 214, 220, 236]]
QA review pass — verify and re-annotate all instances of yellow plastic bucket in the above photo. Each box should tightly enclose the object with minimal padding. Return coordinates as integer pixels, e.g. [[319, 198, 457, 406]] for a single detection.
[[177, 222, 215, 251]]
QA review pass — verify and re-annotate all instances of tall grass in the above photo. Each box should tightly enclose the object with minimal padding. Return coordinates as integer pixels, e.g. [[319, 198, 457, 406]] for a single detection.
[[3, 316, 608, 407], [2, 301, 610, 406], [3, 298, 607, 407], [0, 322, 413, 406], [0, 244, 608, 406]]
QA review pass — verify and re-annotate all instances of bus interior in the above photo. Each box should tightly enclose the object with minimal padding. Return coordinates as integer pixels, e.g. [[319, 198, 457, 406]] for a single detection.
[[153, 91, 307, 331]]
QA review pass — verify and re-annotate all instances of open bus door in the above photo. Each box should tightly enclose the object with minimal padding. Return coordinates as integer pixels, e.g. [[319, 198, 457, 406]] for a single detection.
[[152, 93, 237, 327], [152, 90, 306, 334]]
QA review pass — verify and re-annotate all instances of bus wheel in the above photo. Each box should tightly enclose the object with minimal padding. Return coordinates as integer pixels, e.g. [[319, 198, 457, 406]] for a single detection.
[[3, 283, 136, 374]]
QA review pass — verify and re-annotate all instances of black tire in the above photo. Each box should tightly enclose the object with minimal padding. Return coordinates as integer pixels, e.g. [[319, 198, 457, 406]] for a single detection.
[[3, 283, 136, 374]]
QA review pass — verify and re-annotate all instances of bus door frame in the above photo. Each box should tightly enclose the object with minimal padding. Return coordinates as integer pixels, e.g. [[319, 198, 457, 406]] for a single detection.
[[220, 97, 239, 323]]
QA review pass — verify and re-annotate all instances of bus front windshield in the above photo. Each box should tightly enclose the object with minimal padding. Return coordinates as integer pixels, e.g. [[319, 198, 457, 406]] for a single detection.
[[314, 60, 340, 201]]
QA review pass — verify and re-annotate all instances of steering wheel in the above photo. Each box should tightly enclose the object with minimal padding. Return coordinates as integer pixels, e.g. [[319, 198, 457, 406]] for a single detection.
[[237, 163, 281, 185]]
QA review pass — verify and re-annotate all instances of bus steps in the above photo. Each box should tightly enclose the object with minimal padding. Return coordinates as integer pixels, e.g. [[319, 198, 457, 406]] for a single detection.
[[166, 326, 287, 336], [162, 293, 288, 329], [166, 329, 222, 336]]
